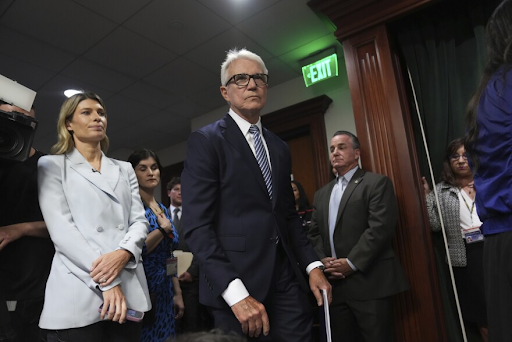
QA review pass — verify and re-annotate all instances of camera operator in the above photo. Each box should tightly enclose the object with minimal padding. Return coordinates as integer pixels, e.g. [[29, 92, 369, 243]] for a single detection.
[[0, 102, 54, 341]]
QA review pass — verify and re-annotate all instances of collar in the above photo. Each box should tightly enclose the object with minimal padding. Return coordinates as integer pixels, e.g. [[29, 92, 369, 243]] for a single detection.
[[338, 165, 359, 184], [228, 108, 262, 135], [170, 205, 182, 212]]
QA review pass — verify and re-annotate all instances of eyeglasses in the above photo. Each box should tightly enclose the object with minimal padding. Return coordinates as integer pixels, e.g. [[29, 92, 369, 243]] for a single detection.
[[450, 153, 468, 161], [225, 73, 269, 87]]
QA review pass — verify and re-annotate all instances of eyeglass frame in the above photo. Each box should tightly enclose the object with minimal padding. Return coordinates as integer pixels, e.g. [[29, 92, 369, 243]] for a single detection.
[[224, 73, 269, 87], [450, 152, 468, 161]]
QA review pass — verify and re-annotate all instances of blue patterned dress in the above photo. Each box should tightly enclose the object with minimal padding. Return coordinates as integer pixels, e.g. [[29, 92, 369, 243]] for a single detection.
[[140, 203, 179, 342]]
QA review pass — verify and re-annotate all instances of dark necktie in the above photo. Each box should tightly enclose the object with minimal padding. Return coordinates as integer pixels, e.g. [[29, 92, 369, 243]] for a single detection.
[[249, 125, 273, 200], [173, 207, 181, 229]]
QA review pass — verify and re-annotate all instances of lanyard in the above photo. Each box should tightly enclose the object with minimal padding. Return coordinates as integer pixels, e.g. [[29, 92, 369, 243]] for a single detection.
[[460, 189, 475, 215]]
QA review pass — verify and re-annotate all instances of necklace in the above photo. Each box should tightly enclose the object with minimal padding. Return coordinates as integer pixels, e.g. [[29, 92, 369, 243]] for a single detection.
[[464, 183, 474, 195], [142, 199, 164, 216], [459, 189, 475, 215]]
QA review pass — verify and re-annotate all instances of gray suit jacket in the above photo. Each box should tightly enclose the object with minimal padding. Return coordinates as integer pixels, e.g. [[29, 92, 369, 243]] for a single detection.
[[37, 149, 151, 329], [308, 168, 409, 300], [425, 182, 469, 267]]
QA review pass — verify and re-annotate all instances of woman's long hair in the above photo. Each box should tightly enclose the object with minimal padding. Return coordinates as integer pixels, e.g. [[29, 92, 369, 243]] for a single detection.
[[465, 0, 512, 170], [291, 180, 310, 211], [51, 91, 109, 155]]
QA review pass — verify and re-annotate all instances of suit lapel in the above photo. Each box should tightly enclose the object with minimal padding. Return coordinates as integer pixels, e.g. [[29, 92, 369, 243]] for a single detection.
[[100, 154, 120, 192], [67, 149, 119, 201], [221, 114, 271, 201], [336, 168, 366, 224]]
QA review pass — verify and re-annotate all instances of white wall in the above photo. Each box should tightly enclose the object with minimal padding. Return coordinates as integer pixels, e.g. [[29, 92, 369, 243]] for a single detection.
[[157, 61, 355, 167]]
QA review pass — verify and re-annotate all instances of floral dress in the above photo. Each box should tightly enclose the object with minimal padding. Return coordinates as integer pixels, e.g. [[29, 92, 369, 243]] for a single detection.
[[140, 203, 179, 342]]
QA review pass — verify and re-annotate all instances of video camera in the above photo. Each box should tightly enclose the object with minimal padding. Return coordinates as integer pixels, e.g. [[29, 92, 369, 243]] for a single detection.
[[0, 75, 37, 162]]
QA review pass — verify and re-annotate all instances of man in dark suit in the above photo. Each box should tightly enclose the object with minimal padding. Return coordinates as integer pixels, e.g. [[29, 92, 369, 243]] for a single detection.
[[181, 48, 331, 341], [168, 177, 211, 333], [308, 131, 409, 342]]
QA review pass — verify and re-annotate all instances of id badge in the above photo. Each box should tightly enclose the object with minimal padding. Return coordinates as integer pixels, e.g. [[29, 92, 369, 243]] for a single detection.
[[166, 257, 177, 276], [6, 301, 17, 312], [464, 228, 484, 244]]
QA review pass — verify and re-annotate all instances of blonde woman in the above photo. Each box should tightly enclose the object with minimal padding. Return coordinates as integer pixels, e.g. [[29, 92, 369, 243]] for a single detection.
[[38, 91, 151, 341]]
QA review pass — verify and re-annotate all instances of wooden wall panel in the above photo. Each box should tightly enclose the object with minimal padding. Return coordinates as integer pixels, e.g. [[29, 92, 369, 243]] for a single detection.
[[262, 95, 332, 191], [343, 26, 447, 342]]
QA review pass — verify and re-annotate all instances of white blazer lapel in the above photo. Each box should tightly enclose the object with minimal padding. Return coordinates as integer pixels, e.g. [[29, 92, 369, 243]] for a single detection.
[[100, 154, 120, 192], [67, 149, 119, 202]]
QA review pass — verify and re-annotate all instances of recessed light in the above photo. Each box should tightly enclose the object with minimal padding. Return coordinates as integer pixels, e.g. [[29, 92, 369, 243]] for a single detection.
[[167, 21, 184, 31], [64, 89, 82, 98]]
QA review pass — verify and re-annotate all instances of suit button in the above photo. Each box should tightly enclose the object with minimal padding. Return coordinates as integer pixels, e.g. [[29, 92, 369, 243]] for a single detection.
[[117, 224, 124, 231], [96, 226, 104, 232]]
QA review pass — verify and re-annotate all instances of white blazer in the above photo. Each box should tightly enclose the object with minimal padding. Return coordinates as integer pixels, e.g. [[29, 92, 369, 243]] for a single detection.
[[37, 148, 151, 329]]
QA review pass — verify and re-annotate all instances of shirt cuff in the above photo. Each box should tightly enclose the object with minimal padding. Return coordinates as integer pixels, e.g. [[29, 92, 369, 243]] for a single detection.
[[347, 258, 358, 271], [221, 278, 250, 307], [306, 261, 325, 275]]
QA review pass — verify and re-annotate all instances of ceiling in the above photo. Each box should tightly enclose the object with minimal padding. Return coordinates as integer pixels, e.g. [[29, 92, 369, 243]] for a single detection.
[[0, 0, 341, 158]]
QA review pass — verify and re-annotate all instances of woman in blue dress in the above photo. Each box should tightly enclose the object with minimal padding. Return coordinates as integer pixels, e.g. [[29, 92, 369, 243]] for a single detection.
[[128, 149, 184, 341]]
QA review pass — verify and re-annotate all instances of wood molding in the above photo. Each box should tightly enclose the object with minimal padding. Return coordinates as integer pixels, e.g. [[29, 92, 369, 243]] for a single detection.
[[342, 24, 447, 342], [309, 0, 436, 41], [262, 95, 332, 189]]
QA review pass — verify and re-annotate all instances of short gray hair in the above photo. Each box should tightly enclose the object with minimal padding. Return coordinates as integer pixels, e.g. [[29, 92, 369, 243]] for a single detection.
[[333, 131, 361, 150], [220, 48, 268, 86]]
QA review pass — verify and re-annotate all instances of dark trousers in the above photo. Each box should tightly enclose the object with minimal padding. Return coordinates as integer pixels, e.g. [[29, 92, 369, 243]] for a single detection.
[[45, 320, 142, 342], [484, 231, 512, 342], [1, 297, 46, 342], [329, 281, 394, 342], [210, 246, 312, 341], [176, 280, 212, 333]]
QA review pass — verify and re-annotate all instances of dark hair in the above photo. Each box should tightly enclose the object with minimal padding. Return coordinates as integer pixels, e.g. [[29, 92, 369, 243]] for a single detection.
[[175, 329, 247, 342], [291, 180, 310, 211], [465, 0, 512, 170], [127, 149, 163, 171], [440, 138, 471, 187], [333, 130, 361, 150], [167, 176, 181, 191]]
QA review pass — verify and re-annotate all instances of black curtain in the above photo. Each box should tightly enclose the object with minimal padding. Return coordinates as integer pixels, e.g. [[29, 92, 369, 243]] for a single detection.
[[391, 0, 501, 340], [393, 0, 499, 182]]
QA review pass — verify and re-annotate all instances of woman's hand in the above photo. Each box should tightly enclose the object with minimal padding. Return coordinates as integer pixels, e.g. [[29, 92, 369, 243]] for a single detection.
[[90, 249, 132, 287], [100, 285, 127, 323], [156, 213, 173, 236], [172, 277, 185, 319], [422, 177, 431, 195], [173, 293, 185, 319]]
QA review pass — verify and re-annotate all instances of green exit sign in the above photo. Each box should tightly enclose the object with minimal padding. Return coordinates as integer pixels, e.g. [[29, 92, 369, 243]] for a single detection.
[[302, 53, 338, 87]]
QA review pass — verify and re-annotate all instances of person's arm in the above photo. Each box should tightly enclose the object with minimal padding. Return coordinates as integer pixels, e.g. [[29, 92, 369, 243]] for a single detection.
[[143, 213, 173, 254], [0, 221, 48, 251], [182, 131, 269, 337], [171, 277, 185, 319], [181, 131, 242, 300], [424, 182, 442, 232]]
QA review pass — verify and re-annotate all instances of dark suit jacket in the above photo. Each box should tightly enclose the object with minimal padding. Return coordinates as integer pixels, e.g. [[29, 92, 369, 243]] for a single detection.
[[181, 114, 319, 309], [308, 168, 409, 300]]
